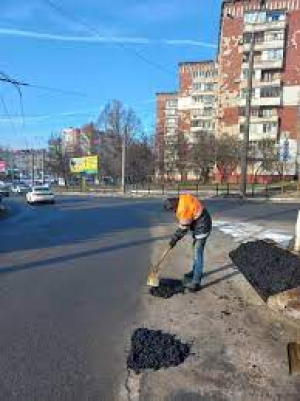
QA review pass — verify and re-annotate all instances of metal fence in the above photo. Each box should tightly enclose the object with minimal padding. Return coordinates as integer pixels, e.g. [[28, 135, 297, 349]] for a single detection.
[[54, 180, 299, 199]]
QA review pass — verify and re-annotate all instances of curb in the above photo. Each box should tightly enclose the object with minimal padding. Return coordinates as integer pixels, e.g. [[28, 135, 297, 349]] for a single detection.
[[55, 191, 300, 203]]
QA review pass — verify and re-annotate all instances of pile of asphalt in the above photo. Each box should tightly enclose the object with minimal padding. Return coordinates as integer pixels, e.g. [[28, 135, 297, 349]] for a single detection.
[[149, 278, 185, 299], [127, 328, 190, 374], [230, 240, 300, 301]]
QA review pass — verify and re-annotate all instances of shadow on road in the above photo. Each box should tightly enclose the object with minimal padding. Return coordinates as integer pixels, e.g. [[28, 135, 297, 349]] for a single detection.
[[0, 235, 169, 277], [0, 197, 171, 255]]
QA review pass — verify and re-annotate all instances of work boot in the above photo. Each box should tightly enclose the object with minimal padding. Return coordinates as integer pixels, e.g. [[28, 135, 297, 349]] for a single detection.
[[185, 281, 201, 292], [182, 271, 193, 285]]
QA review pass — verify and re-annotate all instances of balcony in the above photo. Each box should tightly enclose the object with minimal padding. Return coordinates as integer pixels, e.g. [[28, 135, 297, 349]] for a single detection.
[[244, 20, 286, 33], [242, 58, 283, 70], [240, 78, 282, 89], [239, 115, 279, 124], [239, 96, 282, 107], [243, 38, 285, 52]]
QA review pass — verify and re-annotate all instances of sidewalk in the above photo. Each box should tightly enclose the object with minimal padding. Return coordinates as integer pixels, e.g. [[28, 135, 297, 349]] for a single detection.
[[56, 189, 300, 204], [121, 224, 300, 400]]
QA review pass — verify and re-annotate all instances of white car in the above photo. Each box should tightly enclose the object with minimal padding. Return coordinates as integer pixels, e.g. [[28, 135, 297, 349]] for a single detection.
[[26, 186, 55, 205]]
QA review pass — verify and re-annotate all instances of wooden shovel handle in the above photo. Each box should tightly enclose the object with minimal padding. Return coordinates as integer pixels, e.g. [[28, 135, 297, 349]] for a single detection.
[[150, 246, 172, 275]]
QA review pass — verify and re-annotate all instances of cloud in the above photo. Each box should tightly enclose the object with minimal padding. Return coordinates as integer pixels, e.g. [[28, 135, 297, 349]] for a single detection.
[[0, 27, 217, 48], [162, 39, 217, 49], [0, 108, 100, 125]]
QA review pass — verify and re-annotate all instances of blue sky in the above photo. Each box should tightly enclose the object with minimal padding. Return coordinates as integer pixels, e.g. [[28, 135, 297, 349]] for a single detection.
[[0, 0, 222, 149]]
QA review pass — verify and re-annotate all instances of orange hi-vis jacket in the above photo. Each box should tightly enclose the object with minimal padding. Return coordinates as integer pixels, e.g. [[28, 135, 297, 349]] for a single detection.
[[172, 194, 212, 243], [176, 194, 204, 226]]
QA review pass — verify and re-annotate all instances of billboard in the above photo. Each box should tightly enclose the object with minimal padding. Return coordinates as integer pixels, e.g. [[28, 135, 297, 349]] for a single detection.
[[0, 161, 6, 173], [70, 156, 98, 174]]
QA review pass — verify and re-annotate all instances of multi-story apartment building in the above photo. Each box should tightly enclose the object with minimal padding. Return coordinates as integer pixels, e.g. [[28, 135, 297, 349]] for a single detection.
[[178, 61, 218, 143], [218, 0, 300, 174], [156, 62, 218, 179]]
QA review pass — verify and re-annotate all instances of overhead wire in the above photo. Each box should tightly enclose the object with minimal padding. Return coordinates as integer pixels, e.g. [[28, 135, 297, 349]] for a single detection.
[[41, 0, 174, 77], [0, 71, 25, 128]]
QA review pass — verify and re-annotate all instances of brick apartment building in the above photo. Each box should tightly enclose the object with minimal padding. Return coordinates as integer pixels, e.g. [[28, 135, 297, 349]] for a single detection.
[[218, 0, 300, 180], [156, 0, 300, 182], [156, 61, 218, 180]]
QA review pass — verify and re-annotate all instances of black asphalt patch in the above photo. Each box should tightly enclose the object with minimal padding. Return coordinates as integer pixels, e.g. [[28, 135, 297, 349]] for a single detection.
[[127, 328, 190, 374], [149, 278, 185, 299], [229, 240, 300, 301]]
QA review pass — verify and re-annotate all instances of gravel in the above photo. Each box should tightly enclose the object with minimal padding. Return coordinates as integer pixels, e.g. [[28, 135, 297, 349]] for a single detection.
[[127, 328, 190, 374], [149, 278, 185, 299], [229, 240, 300, 300]]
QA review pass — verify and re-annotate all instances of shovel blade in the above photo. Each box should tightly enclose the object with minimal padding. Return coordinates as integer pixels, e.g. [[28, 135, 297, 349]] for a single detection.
[[147, 273, 160, 288], [287, 342, 300, 375]]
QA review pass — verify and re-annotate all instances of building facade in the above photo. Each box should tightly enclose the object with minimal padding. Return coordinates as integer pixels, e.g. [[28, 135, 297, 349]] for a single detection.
[[218, 0, 300, 173], [156, 62, 218, 180]]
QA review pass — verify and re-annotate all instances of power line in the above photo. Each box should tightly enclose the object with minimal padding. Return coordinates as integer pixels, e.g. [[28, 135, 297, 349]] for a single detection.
[[0, 77, 95, 99], [41, 0, 174, 77], [0, 71, 25, 128]]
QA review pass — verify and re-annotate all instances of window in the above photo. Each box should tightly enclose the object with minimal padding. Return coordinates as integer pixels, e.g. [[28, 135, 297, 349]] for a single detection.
[[240, 88, 256, 99], [192, 120, 212, 129], [260, 108, 276, 118], [262, 49, 283, 61], [165, 108, 177, 116], [242, 69, 256, 80], [193, 95, 215, 104], [260, 86, 281, 98], [261, 70, 281, 82], [244, 11, 266, 24], [265, 31, 284, 42], [193, 83, 214, 91], [266, 11, 285, 22], [166, 99, 177, 108], [263, 122, 277, 133], [243, 32, 264, 44]]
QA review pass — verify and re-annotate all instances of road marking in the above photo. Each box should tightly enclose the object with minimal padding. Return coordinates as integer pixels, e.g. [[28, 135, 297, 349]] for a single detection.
[[213, 220, 293, 247]]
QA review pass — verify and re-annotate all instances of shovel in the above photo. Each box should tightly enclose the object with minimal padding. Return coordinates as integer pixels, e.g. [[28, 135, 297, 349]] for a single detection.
[[147, 245, 172, 288], [287, 341, 300, 375]]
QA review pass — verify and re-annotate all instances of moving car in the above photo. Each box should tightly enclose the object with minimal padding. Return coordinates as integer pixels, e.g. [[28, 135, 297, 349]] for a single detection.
[[11, 183, 30, 195], [26, 186, 55, 205]]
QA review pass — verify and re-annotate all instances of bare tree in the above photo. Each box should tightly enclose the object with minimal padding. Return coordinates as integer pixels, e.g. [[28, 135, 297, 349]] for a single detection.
[[97, 100, 152, 183], [163, 130, 189, 182], [47, 134, 70, 183], [215, 134, 241, 183], [190, 132, 216, 183], [248, 139, 281, 181]]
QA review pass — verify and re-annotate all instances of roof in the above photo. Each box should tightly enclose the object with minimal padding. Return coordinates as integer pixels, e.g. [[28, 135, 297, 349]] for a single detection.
[[155, 92, 178, 96], [178, 60, 215, 66]]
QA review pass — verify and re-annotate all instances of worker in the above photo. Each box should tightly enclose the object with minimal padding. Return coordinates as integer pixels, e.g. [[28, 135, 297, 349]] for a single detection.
[[167, 194, 212, 292]]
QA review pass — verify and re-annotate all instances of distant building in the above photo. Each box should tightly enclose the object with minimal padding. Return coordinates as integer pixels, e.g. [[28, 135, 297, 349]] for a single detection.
[[62, 124, 100, 157], [155, 61, 218, 180]]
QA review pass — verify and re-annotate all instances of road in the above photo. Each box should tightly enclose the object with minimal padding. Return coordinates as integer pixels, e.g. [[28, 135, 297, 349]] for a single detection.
[[0, 195, 299, 400], [0, 196, 169, 400]]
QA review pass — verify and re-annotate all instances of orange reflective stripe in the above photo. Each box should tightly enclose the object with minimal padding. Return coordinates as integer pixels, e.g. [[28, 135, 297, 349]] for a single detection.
[[176, 194, 204, 223]]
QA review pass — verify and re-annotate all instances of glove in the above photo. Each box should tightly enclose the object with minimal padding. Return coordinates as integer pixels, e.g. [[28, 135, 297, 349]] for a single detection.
[[169, 237, 178, 248]]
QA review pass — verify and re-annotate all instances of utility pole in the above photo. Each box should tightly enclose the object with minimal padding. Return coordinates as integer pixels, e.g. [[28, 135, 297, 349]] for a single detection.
[[31, 149, 35, 187], [240, 33, 255, 197], [121, 128, 127, 194], [238, 0, 265, 197], [42, 149, 46, 185]]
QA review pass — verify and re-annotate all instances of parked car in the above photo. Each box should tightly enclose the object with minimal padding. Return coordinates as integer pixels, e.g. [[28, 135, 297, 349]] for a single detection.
[[26, 186, 55, 205], [11, 183, 30, 195], [0, 183, 10, 197]]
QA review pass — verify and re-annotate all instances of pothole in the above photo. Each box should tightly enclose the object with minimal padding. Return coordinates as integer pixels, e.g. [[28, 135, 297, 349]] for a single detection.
[[127, 328, 190, 374], [149, 278, 185, 299], [230, 240, 300, 301]]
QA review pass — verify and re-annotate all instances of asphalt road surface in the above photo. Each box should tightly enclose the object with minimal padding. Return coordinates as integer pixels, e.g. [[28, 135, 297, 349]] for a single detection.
[[0, 196, 169, 400], [0, 195, 298, 400]]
